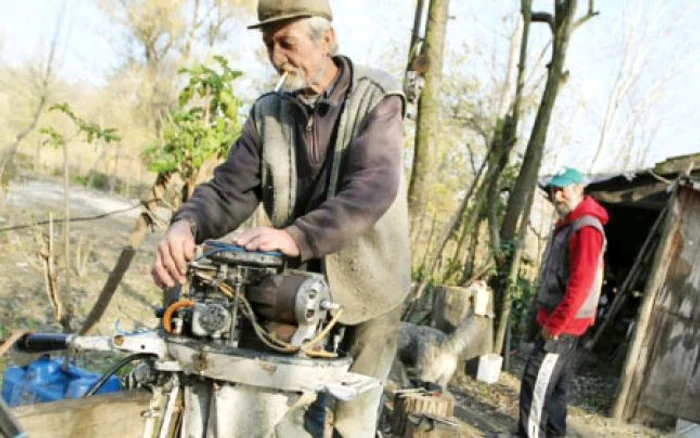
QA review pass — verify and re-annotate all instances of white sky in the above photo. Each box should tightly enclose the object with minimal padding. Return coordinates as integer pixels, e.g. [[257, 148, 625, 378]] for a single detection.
[[1, 0, 699, 173]]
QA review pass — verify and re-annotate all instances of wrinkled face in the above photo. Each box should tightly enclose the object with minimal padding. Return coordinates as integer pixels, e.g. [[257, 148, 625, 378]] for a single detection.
[[550, 184, 584, 217], [262, 19, 332, 93]]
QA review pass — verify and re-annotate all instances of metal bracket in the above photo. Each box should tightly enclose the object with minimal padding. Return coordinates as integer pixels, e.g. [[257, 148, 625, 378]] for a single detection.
[[324, 371, 381, 401]]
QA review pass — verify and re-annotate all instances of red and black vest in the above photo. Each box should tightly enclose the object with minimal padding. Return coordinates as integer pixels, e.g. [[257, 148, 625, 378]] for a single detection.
[[537, 215, 606, 319]]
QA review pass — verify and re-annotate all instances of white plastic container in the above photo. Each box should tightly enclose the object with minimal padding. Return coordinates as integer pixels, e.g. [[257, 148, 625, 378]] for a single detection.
[[476, 354, 503, 384], [677, 419, 700, 437], [471, 282, 490, 317]]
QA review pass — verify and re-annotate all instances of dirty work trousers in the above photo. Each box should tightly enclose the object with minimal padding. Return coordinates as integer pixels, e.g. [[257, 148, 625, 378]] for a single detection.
[[277, 305, 403, 438], [517, 334, 579, 438]]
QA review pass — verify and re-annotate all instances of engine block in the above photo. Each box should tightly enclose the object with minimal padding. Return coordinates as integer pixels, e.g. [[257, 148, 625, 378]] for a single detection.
[[165, 240, 341, 356]]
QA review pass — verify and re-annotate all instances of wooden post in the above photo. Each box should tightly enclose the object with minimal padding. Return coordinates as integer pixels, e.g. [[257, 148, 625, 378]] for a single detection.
[[611, 186, 682, 420], [61, 139, 73, 333]]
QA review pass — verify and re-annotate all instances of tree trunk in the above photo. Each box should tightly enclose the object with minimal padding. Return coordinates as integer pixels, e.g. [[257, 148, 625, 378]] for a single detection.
[[487, 0, 533, 353], [500, 0, 578, 243], [485, 8, 530, 261], [493, 186, 535, 355], [403, 0, 427, 92], [85, 145, 107, 189], [0, 95, 47, 187], [61, 142, 73, 333], [494, 0, 579, 351], [420, 144, 491, 283], [407, 0, 450, 225], [79, 173, 172, 334]]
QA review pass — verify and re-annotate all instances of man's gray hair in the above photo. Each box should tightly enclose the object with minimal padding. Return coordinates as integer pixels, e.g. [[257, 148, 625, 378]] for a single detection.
[[304, 16, 338, 55]]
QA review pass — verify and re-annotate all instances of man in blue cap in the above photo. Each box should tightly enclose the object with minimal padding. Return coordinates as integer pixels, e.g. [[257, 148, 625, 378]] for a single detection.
[[516, 167, 609, 437]]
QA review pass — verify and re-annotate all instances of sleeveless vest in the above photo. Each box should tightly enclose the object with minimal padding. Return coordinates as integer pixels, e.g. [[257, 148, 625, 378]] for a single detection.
[[252, 62, 411, 324], [537, 215, 606, 319]]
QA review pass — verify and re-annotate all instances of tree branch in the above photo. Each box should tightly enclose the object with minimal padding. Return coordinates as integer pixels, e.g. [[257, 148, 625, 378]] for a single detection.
[[572, 0, 600, 33], [531, 12, 554, 32]]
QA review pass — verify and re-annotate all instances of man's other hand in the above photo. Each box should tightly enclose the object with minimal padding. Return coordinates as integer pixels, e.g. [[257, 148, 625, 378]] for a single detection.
[[234, 227, 300, 258], [151, 220, 196, 288]]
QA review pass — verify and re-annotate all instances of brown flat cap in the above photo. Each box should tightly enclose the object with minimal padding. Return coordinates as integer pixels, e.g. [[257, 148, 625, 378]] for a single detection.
[[248, 0, 333, 29]]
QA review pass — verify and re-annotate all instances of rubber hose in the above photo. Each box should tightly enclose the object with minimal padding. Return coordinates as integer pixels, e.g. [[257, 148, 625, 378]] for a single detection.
[[82, 353, 156, 398]]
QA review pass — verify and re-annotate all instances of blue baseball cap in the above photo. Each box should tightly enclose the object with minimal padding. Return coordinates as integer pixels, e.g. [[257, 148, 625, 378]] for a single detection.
[[547, 167, 584, 188]]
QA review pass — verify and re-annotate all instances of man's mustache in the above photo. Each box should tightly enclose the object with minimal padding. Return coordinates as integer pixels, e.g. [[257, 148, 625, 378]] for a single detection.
[[277, 64, 301, 75]]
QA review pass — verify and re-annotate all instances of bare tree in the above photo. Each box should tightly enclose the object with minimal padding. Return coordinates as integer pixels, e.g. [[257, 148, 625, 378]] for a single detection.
[[0, 6, 63, 188], [588, 0, 688, 172], [402, 11, 525, 319], [493, 0, 599, 355], [407, 0, 450, 227], [99, 0, 254, 136]]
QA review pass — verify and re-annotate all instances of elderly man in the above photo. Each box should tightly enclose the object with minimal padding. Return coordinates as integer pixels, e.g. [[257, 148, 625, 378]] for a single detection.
[[516, 167, 609, 438], [151, 0, 410, 436]]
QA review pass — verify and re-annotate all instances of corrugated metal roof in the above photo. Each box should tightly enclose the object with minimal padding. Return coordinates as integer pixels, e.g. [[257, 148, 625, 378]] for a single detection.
[[538, 154, 700, 208]]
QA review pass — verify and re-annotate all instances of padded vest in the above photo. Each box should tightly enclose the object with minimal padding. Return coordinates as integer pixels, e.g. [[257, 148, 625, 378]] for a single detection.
[[537, 215, 606, 319], [252, 63, 411, 324]]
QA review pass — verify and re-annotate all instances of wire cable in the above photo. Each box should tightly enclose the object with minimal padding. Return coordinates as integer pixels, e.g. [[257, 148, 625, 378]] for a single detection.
[[0, 200, 159, 233], [83, 352, 156, 398], [185, 245, 341, 358]]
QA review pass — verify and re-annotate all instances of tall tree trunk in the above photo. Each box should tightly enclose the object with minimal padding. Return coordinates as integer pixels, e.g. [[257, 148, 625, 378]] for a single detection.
[[404, 0, 427, 92], [407, 0, 450, 224], [494, 0, 582, 353], [494, 186, 535, 355], [484, 10, 529, 258], [431, 12, 528, 290], [500, 0, 577, 243]]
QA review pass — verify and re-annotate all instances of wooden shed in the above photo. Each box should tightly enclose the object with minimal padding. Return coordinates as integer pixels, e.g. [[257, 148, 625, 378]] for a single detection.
[[581, 153, 700, 425]]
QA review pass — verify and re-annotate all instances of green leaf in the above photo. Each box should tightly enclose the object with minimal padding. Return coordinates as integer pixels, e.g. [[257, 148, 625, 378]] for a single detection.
[[179, 86, 195, 106]]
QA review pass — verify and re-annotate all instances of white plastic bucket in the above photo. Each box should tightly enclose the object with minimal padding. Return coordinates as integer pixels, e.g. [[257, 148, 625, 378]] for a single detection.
[[476, 354, 502, 384], [677, 419, 700, 437], [471, 282, 490, 316]]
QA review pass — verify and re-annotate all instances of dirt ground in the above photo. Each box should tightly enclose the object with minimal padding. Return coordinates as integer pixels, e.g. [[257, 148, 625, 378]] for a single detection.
[[0, 178, 164, 371], [0, 178, 682, 437], [443, 353, 672, 437]]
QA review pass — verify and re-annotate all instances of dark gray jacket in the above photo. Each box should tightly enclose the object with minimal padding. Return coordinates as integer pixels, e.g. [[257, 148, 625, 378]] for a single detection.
[[174, 56, 411, 324]]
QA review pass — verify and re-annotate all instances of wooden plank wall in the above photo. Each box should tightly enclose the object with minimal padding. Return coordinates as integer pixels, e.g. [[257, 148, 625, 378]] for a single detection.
[[620, 186, 700, 423], [636, 187, 700, 422], [11, 390, 152, 438]]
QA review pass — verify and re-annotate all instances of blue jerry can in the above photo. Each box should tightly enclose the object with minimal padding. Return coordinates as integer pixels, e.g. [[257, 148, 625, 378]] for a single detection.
[[2, 356, 121, 407]]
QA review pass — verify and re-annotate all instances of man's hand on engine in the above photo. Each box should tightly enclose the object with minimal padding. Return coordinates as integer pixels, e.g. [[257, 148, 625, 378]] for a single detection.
[[152, 220, 196, 288], [234, 227, 300, 258]]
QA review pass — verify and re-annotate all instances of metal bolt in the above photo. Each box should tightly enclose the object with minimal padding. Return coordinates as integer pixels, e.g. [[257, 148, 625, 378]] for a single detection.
[[320, 300, 340, 310]]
